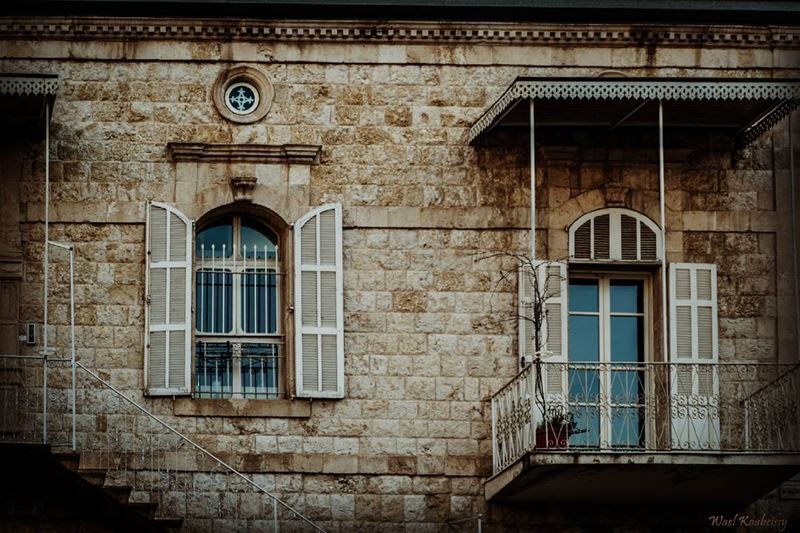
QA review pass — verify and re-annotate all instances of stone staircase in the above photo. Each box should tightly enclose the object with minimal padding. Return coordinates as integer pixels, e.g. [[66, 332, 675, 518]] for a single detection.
[[0, 443, 182, 532]]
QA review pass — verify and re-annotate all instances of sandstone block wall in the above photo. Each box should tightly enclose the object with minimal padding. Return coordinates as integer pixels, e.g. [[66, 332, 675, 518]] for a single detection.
[[1, 20, 799, 530]]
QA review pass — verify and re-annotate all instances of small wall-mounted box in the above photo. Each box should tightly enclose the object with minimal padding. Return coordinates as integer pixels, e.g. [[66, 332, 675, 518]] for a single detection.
[[24, 323, 36, 345]]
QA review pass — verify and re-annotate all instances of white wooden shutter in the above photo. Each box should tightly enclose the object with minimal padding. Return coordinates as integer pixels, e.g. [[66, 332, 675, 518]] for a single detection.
[[520, 261, 569, 431], [144, 202, 192, 396], [669, 263, 719, 450], [536, 261, 569, 398], [518, 265, 535, 367], [520, 261, 568, 412], [294, 204, 344, 399]]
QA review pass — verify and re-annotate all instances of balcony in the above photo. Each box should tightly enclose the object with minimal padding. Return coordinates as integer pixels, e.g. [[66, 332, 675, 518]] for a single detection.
[[488, 361, 800, 504]]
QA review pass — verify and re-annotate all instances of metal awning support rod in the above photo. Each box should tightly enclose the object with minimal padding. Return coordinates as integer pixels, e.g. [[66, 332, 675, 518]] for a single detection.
[[609, 99, 651, 132], [42, 99, 49, 445], [658, 100, 669, 363], [530, 98, 536, 263]]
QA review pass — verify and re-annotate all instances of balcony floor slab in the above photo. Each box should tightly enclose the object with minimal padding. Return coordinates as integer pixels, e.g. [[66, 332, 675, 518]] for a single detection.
[[486, 452, 800, 505]]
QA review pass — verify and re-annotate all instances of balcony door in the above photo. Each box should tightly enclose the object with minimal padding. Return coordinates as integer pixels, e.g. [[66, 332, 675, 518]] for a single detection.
[[568, 274, 650, 449]]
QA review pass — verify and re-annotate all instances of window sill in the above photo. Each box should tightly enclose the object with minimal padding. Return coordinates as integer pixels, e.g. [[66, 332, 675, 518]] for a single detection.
[[173, 397, 311, 418]]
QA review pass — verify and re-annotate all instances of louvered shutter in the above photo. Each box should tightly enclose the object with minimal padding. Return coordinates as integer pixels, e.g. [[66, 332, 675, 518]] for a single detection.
[[519, 263, 568, 378], [669, 263, 719, 450], [294, 204, 344, 399], [145, 202, 192, 396], [536, 261, 569, 398], [569, 209, 661, 262]]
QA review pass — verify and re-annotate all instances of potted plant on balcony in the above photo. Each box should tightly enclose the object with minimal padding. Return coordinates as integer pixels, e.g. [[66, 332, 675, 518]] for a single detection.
[[535, 411, 575, 449]]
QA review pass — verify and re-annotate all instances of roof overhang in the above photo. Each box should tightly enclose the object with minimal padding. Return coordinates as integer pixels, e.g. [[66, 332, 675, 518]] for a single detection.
[[0, 74, 58, 142], [7, 1, 800, 23], [468, 78, 800, 147], [486, 451, 800, 505]]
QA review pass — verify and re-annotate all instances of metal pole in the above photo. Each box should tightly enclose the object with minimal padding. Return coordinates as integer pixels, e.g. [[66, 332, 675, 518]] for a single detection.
[[273, 496, 279, 533], [43, 99, 49, 351], [42, 99, 49, 445], [744, 398, 751, 450], [42, 356, 47, 444], [530, 98, 536, 262], [478, 514, 482, 533], [69, 246, 76, 451], [659, 100, 669, 363]]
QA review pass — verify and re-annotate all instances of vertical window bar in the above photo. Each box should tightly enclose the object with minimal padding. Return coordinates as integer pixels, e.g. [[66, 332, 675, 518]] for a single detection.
[[200, 245, 205, 332], [221, 245, 226, 334], [261, 352, 266, 399], [214, 344, 219, 398], [243, 244, 248, 333], [251, 245, 256, 334], [211, 245, 215, 332]]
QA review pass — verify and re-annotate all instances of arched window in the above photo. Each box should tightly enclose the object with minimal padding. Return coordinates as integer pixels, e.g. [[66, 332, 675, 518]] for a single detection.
[[144, 201, 345, 401], [194, 214, 282, 399], [568, 208, 661, 263]]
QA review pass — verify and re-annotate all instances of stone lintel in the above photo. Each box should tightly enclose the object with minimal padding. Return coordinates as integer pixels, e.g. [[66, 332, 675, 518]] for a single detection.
[[166, 143, 322, 165], [174, 397, 312, 418]]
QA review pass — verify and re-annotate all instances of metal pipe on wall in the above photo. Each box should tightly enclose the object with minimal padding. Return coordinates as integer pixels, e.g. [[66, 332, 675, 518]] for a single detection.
[[659, 100, 669, 363], [42, 99, 49, 444], [530, 98, 536, 263]]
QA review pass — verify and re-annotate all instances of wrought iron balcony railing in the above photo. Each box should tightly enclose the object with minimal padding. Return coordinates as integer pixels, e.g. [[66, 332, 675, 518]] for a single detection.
[[195, 340, 283, 400], [490, 361, 800, 475]]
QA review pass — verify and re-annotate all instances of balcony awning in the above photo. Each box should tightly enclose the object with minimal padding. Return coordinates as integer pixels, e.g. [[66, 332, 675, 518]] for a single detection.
[[467, 78, 800, 147], [0, 74, 58, 142]]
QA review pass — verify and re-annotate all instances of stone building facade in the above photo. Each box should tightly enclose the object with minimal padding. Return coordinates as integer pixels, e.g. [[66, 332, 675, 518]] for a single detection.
[[1, 2, 800, 531]]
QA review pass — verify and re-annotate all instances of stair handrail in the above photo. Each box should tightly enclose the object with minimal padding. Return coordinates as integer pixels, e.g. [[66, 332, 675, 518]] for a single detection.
[[76, 361, 327, 532]]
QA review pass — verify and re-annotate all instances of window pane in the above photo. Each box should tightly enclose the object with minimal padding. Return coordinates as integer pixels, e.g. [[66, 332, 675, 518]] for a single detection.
[[241, 218, 278, 260], [569, 279, 598, 312], [196, 219, 233, 258], [610, 316, 643, 363], [610, 280, 643, 313], [568, 315, 599, 362], [241, 343, 280, 399], [195, 342, 232, 398], [241, 269, 278, 334], [195, 270, 233, 333]]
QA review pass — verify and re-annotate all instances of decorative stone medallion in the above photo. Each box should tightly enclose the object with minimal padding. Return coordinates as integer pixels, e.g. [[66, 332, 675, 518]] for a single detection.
[[213, 66, 273, 124]]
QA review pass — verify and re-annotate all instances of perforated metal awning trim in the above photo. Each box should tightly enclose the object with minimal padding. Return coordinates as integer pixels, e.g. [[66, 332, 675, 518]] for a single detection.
[[468, 79, 800, 144]]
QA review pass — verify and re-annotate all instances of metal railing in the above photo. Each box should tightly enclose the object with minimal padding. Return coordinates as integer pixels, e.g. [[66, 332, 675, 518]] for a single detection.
[[1, 236, 326, 531], [1, 352, 325, 531], [0, 355, 71, 446], [75, 362, 323, 531], [491, 360, 800, 474], [445, 514, 483, 532], [195, 340, 284, 399]]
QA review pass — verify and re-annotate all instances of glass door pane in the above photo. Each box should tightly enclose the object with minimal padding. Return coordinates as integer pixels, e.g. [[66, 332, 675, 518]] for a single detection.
[[568, 278, 600, 448], [609, 279, 645, 448]]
